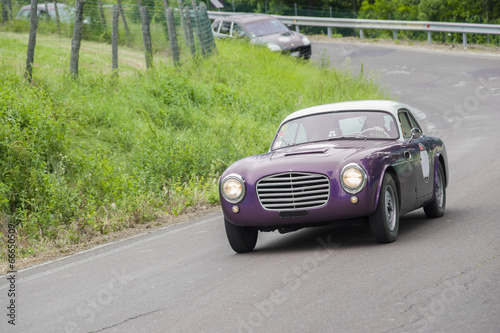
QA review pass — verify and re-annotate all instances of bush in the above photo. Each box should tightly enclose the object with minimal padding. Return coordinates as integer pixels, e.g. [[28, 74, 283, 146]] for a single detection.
[[0, 36, 385, 259]]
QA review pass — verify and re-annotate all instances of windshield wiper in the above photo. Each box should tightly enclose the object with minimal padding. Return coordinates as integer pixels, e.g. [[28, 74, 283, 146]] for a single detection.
[[328, 135, 367, 140], [277, 132, 295, 146]]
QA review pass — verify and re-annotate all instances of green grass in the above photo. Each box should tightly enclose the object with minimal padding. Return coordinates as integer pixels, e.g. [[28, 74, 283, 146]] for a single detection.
[[0, 32, 387, 262]]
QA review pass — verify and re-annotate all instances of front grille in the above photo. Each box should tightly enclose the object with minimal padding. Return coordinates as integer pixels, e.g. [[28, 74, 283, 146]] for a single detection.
[[256, 172, 330, 211], [286, 45, 311, 58]]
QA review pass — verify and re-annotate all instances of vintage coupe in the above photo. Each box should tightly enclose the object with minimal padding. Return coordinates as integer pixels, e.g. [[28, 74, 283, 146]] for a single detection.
[[219, 100, 448, 253]]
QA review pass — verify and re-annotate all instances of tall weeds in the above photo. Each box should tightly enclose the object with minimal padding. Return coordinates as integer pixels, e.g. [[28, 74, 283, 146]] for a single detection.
[[0, 36, 386, 259]]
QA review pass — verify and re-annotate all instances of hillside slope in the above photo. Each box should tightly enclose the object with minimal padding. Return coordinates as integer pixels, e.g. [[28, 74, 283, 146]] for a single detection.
[[0, 32, 386, 266]]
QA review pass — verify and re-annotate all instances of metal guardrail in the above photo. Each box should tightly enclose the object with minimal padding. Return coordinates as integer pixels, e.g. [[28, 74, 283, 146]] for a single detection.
[[208, 11, 500, 48]]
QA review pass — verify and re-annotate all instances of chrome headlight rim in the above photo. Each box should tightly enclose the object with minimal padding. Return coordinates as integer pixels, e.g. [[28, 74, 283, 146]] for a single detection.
[[340, 163, 367, 195], [220, 173, 246, 204]]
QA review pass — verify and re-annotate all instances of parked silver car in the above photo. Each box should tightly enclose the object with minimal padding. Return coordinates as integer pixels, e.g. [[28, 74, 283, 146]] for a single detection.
[[212, 14, 312, 59], [16, 3, 74, 23]]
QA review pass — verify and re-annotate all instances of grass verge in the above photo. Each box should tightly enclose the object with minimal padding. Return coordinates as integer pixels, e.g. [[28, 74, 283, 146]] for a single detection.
[[0, 32, 387, 271]]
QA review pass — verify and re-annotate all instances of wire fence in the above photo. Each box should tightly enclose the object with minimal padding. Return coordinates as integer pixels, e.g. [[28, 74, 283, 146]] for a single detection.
[[1, 0, 217, 77]]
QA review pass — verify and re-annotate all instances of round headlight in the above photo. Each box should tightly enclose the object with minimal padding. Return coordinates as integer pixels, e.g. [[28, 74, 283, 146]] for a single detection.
[[301, 36, 311, 46], [267, 42, 282, 52], [221, 174, 246, 204], [341, 164, 367, 194]]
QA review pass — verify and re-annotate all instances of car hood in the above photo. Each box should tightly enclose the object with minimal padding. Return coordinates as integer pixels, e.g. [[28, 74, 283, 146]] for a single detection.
[[252, 31, 305, 49], [223, 141, 396, 183]]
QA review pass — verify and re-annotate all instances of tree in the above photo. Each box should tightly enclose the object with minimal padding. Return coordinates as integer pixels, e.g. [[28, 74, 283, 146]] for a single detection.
[[418, 0, 499, 23], [359, 0, 418, 20]]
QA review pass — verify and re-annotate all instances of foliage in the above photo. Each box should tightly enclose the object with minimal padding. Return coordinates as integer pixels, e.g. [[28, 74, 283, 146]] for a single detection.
[[359, 0, 419, 20], [0, 34, 385, 260], [5, 0, 498, 44], [358, 0, 500, 44], [418, 0, 500, 23], [358, 0, 500, 23], [222, 0, 500, 44]]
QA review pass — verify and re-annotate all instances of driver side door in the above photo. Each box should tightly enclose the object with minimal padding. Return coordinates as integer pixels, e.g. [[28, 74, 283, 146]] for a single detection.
[[398, 109, 434, 203]]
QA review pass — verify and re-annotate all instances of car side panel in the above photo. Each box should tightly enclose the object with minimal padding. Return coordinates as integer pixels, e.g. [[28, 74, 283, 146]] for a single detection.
[[423, 139, 448, 206], [391, 144, 419, 215]]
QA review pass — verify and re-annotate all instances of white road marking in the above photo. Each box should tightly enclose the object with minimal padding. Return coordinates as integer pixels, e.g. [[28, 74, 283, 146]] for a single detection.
[[0, 214, 221, 288]]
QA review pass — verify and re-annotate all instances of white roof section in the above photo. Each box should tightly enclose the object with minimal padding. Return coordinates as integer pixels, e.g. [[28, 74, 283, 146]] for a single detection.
[[283, 100, 410, 123], [210, 0, 224, 9]]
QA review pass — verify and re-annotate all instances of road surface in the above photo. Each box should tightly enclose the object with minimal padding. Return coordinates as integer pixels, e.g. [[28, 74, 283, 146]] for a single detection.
[[1, 41, 499, 333]]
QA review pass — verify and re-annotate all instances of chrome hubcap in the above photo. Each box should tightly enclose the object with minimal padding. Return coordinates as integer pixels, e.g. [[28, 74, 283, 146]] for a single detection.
[[436, 169, 444, 208], [385, 186, 396, 231]]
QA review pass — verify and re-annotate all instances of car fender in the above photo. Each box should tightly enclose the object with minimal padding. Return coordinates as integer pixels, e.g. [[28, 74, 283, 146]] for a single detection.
[[429, 148, 448, 195], [371, 163, 401, 215]]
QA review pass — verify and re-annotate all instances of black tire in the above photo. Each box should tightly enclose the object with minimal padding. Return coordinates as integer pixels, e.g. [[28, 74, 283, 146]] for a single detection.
[[369, 173, 400, 244], [224, 217, 258, 253], [424, 163, 446, 218]]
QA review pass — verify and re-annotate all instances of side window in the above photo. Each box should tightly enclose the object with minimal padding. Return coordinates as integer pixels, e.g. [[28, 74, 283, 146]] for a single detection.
[[407, 113, 422, 133], [220, 21, 231, 35], [18, 9, 30, 18], [232, 23, 246, 38], [211, 20, 221, 33], [38, 9, 48, 17], [398, 111, 413, 139]]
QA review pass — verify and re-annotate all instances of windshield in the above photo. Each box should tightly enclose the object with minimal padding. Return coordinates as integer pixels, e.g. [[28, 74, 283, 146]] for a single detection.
[[272, 111, 399, 150], [246, 18, 289, 38]]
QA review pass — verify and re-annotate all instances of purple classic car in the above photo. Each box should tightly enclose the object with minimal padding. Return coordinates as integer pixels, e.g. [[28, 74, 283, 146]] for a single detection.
[[219, 100, 448, 253]]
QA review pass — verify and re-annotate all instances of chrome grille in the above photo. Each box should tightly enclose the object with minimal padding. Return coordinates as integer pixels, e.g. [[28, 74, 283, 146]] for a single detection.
[[256, 172, 330, 210]]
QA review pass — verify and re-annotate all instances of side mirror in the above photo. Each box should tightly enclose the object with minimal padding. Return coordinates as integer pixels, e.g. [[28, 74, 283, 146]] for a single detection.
[[409, 128, 422, 141]]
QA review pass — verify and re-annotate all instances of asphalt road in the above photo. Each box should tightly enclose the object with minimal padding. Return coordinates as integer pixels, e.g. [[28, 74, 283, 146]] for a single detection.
[[1, 41, 500, 333]]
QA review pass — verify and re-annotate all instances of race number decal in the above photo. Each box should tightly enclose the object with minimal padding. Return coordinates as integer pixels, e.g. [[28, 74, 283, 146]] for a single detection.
[[419, 143, 430, 183]]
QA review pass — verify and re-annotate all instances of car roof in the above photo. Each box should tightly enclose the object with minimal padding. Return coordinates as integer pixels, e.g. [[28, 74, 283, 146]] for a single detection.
[[215, 14, 276, 25], [282, 100, 411, 123]]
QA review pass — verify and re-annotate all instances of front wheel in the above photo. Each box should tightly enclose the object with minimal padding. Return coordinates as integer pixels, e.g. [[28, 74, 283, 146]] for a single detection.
[[424, 163, 446, 218], [224, 218, 258, 253], [369, 173, 400, 243]]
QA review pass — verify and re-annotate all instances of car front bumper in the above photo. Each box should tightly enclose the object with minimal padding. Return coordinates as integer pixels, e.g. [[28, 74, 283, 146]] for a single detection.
[[221, 182, 376, 229]]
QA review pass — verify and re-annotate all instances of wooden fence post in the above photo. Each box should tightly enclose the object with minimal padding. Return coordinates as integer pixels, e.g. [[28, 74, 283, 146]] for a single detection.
[[164, 4, 179, 66], [4, 0, 12, 21], [70, 0, 85, 78], [199, 3, 217, 55], [140, 6, 153, 68], [54, 0, 61, 29], [192, 1, 206, 57], [184, 6, 196, 57], [44, 1, 49, 22], [112, 5, 119, 75], [25, 0, 39, 82], [178, 1, 188, 43], [178, 0, 193, 56], [97, 0, 107, 30], [1, 0, 9, 23], [117, 0, 130, 39]]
